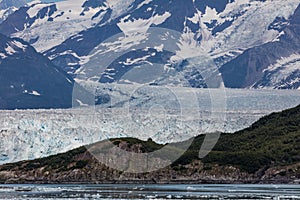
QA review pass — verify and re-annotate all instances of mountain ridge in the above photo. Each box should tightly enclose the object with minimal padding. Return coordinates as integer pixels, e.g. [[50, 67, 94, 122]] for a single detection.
[[0, 0, 299, 89]]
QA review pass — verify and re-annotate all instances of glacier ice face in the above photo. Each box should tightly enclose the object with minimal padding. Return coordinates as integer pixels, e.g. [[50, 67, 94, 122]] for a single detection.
[[1, 87, 300, 164]]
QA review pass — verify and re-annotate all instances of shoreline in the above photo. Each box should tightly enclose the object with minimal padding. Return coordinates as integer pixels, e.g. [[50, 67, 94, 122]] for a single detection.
[[1, 179, 299, 185]]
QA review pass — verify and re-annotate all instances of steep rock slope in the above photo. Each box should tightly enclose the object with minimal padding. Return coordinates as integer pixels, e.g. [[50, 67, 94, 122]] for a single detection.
[[220, 4, 300, 89], [0, 33, 75, 109], [0, 0, 26, 23]]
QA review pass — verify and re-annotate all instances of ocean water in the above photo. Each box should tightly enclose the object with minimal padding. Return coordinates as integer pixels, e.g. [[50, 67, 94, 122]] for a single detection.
[[0, 184, 299, 199]]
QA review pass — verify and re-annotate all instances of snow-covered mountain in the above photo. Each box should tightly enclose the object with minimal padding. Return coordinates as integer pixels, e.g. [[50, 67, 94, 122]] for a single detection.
[[220, 5, 300, 89], [44, 0, 300, 87], [0, 0, 299, 90], [0, 0, 135, 52], [0, 33, 76, 109]]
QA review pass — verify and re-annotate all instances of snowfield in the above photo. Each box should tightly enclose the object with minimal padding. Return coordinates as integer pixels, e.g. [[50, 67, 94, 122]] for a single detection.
[[0, 87, 300, 164], [11, 0, 135, 52]]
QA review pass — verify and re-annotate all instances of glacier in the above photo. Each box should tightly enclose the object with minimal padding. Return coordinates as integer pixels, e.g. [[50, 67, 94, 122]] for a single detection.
[[0, 87, 300, 164]]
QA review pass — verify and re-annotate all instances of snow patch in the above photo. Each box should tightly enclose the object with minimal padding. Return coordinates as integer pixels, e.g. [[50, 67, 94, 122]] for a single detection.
[[122, 55, 151, 66], [0, 7, 18, 22], [117, 12, 171, 36], [27, 3, 51, 18], [171, 27, 203, 61], [76, 99, 88, 106], [201, 6, 218, 24], [154, 44, 164, 52], [261, 54, 300, 87], [264, 54, 300, 73], [0, 53, 7, 59], [5, 44, 16, 55], [27, 0, 42, 7], [106, 0, 135, 19], [136, 0, 152, 10], [188, 10, 200, 24], [11, 40, 27, 51], [29, 91, 41, 96]]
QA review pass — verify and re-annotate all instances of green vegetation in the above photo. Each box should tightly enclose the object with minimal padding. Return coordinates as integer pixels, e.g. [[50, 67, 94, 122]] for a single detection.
[[174, 105, 300, 173], [71, 160, 89, 169], [0, 146, 87, 172]]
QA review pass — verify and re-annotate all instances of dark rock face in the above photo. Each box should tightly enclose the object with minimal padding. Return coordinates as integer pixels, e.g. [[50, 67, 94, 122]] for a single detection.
[[0, 7, 30, 36], [0, 0, 27, 23], [46, 24, 122, 74], [82, 0, 106, 9], [0, 34, 75, 109], [220, 4, 300, 89], [0, 4, 58, 36]]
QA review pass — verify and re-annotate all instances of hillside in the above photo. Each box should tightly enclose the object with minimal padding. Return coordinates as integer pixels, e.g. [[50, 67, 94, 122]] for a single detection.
[[0, 104, 300, 183], [179, 104, 300, 173]]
